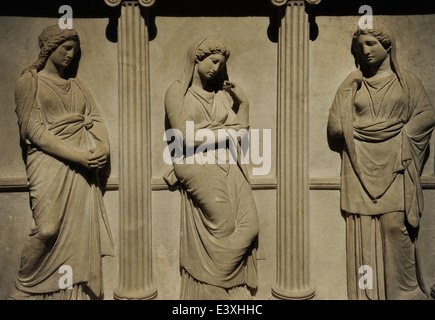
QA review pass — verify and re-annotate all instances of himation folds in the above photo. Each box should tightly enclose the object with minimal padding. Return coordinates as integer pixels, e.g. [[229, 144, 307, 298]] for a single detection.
[[163, 121, 271, 176]]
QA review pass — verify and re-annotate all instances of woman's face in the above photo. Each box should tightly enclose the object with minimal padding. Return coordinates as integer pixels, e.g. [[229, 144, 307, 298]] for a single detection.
[[196, 53, 226, 81], [49, 40, 79, 69], [356, 34, 389, 66]]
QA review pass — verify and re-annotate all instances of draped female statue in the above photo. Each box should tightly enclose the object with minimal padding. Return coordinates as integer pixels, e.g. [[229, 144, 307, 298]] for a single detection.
[[164, 37, 259, 299], [8, 24, 114, 300], [328, 22, 435, 300]]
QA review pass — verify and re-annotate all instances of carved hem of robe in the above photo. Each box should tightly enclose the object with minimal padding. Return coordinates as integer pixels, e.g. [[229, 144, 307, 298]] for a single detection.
[[179, 268, 254, 300], [345, 212, 428, 300]]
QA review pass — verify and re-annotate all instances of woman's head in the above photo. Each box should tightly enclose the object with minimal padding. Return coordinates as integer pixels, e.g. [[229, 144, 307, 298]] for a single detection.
[[179, 36, 230, 97], [23, 24, 81, 77], [195, 37, 230, 62], [194, 37, 230, 89], [351, 21, 410, 107], [48, 40, 80, 70], [352, 27, 393, 53], [351, 22, 395, 71], [354, 33, 390, 68]]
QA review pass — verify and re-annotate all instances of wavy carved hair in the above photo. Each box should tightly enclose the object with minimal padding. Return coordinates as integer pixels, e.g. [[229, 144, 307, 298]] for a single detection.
[[23, 24, 81, 78]]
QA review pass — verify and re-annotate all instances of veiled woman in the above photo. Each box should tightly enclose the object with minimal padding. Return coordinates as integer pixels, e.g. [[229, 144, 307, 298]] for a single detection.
[[327, 22, 435, 300], [163, 37, 259, 299], [8, 24, 114, 299]]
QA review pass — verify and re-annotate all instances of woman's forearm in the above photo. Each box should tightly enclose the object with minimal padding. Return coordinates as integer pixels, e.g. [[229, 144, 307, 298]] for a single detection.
[[36, 131, 90, 168], [183, 125, 229, 148], [233, 101, 249, 126]]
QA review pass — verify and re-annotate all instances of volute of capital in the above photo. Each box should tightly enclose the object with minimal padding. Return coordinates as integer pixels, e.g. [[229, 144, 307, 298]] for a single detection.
[[305, 0, 322, 5], [270, 0, 322, 6], [104, 0, 122, 7], [270, 0, 288, 6], [138, 0, 156, 7], [104, 0, 156, 7]]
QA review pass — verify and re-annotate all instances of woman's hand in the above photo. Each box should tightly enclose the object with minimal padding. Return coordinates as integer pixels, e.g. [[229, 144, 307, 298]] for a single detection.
[[73, 148, 109, 171], [224, 80, 249, 126], [223, 80, 249, 105], [75, 150, 93, 170], [343, 70, 363, 88], [88, 147, 109, 171]]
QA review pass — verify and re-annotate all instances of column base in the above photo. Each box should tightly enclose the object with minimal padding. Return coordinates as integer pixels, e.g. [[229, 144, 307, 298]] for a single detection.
[[113, 286, 158, 300], [271, 285, 315, 300]]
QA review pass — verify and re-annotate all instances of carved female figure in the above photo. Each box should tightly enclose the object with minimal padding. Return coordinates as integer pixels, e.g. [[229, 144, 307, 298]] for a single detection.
[[164, 37, 259, 299], [8, 24, 114, 299], [327, 22, 435, 299]]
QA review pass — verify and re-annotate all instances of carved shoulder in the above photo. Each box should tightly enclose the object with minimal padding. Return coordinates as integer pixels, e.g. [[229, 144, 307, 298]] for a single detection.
[[15, 71, 35, 95], [165, 80, 181, 96], [164, 80, 182, 110], [401, 69, 424, 90]]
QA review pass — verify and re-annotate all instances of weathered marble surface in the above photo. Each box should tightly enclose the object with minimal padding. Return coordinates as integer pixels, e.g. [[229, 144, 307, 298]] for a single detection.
[[0, 1, 434, 300]]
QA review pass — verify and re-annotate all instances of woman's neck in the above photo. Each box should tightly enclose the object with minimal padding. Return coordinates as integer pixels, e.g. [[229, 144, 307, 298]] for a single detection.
[[366, 55, 393, 79], [191, 65, 214, 92], [39, 60, 67, 80]]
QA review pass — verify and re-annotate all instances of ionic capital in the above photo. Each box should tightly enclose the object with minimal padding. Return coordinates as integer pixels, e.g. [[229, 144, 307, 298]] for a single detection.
[[270, 0, 322, 6], [104, 0, 156, 8]]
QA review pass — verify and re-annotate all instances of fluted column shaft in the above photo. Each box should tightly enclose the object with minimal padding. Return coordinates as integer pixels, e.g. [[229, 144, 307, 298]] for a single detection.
[[272, 0, 318, 300], [105, 0, 157, 300]]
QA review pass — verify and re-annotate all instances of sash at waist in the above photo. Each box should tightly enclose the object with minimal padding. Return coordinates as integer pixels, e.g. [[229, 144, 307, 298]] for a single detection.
[[47, 114, 94, 136], [354, 119, 403, 142], [48, 114, 94, 132]]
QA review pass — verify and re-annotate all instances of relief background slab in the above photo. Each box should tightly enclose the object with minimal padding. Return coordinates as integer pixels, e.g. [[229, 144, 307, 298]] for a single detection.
[[0, 1, 434, 300]]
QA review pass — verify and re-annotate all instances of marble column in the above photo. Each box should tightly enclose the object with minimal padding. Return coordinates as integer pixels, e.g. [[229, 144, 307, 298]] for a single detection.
[[271, 0, 321, 300], [104, 0, 157, 300]]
